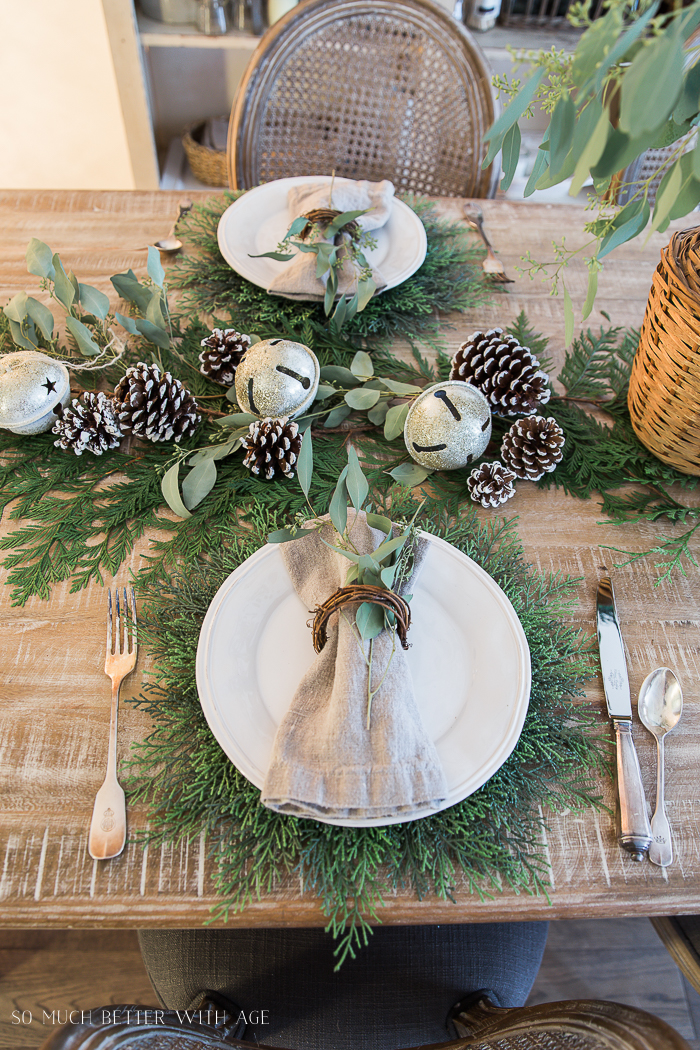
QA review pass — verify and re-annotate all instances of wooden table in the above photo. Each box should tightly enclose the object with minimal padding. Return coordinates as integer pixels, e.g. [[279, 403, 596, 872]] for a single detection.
[[1, 190, 699, 928]]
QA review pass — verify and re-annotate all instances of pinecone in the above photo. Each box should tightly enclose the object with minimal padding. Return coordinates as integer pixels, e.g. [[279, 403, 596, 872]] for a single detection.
[[113, 362, 200, 443], [199, 328, 251, 386], [501, 415, 566, 481], [450, 328, 551, 416], [52, 391, 123, 456], [467, 461, 517, 508], [241, 416, 302, 480]]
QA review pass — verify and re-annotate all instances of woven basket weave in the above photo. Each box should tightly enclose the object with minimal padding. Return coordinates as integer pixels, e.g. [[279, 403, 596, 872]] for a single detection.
[[628, 226, 700, 476], [182, 121, 229, 187]]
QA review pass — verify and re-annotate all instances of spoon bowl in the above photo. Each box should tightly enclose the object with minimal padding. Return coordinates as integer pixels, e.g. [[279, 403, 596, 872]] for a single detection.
[[638, 667, 683, 867], [153, 198, 192, 254]]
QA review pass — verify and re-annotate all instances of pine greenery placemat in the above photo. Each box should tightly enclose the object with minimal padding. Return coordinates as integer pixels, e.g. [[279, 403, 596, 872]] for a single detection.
[[126, 500, 608, 967]]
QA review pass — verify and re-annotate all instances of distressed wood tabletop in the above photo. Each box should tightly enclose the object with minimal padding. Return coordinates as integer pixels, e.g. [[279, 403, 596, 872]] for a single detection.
[[1, 189, 699, 928]]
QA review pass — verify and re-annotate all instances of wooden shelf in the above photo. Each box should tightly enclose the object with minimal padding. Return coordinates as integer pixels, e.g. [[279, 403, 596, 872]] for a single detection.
[[136, 10, 260, 48]]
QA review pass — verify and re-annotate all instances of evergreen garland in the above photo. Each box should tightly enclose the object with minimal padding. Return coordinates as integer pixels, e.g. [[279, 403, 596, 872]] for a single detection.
[[126, 501, 609, 966]]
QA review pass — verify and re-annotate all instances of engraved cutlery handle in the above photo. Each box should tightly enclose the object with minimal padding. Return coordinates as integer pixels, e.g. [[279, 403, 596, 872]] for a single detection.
[[615, 719, 652, 861], [649, 735, 673, 866]]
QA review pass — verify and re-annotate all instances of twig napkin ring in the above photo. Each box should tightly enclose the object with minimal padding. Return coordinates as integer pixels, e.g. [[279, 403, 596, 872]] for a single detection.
[[311, 584, 412, 654]]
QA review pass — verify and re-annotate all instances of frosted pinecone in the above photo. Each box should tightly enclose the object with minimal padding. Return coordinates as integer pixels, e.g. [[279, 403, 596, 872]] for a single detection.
[[450, 328, 551, 416], [501, 416, 566, 481], [113, 362, 200, 443], [52, 392, 123, 456], [199, 328, 251, 386], [467, 461, 517, 508], [241, 416, 302, 480]]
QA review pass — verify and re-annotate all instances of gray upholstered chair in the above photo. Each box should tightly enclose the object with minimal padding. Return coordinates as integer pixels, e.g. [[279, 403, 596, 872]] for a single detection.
[[227, 0, 498, 197], [39, 992, 692, 1049]]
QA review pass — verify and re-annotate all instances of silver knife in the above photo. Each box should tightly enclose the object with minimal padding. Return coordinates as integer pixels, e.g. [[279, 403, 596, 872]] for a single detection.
[[596, 576, 652, 862]]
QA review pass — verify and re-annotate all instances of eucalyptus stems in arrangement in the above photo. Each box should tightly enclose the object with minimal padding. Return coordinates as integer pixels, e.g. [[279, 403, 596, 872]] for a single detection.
[[485, 0, 700, 337]]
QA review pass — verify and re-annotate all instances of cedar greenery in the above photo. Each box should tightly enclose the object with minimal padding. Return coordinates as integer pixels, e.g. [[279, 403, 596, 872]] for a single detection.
[[126, 501, 609, 967]]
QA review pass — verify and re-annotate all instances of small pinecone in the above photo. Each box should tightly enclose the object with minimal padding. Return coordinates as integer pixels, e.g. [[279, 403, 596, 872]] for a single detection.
[[450, 328, 551, 416], [467, 461, 517, 508], [113, 362, 200, 443], [501, 415, 566, 481], [242, 416, 302, 480], [52, 391, 123, 456], [199, 328, 251, 386]]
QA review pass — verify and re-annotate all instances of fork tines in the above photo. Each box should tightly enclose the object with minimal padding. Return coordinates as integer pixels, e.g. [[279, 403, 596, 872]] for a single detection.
[[107, 587, 137, 656]]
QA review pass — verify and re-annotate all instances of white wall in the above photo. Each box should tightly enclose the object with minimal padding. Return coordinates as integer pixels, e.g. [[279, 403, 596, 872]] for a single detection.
[[0, 0, 135, 189]]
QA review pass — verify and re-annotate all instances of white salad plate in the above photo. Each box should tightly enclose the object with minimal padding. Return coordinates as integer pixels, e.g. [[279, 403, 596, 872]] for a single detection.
[[195, 531, 531, 828], [217, 175, 428, 296]]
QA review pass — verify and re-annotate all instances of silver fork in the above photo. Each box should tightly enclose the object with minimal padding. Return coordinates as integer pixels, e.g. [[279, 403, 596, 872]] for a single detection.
[[464, 208, 514, 284], [88, 587, 137, 861]]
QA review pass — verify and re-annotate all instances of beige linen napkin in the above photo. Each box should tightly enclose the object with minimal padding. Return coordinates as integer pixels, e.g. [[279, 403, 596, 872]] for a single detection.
[[267, 179, 394, 302], [261, 511, 448, 821]]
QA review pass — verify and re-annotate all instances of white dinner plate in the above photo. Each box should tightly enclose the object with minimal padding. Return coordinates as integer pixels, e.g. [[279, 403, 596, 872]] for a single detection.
[[217, 175, 428, 296], [195, 532, 531, 828]]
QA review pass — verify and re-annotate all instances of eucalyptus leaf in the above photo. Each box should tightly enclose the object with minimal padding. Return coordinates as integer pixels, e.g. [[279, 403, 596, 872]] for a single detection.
[[549, 94, 576, 177], [580, 1, 660, 97], [358, 553, 381, 573], [147, 245, 166, 288], [161, 461, 191, 519], [388, 463, 433, 487], [25, 296, 54, 340], [356, 276, 376, 312], [188, 437, 241, 464], [347, 446, 369, 511], [135, 317, 171, 349], [68, 271, 80, 300], [569, 105, 609, 197], [350, 350, 374, 379], [182, 458, 217, 510], [380, 564, 397, 588], [372, 534, 408, 562], [368, 401, 390, 425], [331, 295, 347, 333], [500, 122, 522, 192], [674, 57, 700, 124], [482, 68, 545, 168], [324, 404, 352, 428], [366, 512, 392, 535], [582, 266, 598, 322], [320, 540, 362, 563], [216, 411, 257, 426], [146, 291, 168, 330], [52, 255, 75, 308], [65, 316, 101, 356], [8, 317, 37, 351], [384, 402, 410, 441], [111, 271, 154, 314], [324, 267, 337, 316], [248, 251, 295, 262], [523, 147, 550, 198], [652, 158, 684, 231], [590, 125, 658, 181], [78, 283, 110, 320], [329, 466, 349, 536], [619, 27, 684, 137], [296, 415, 314, 433], [571, 6, 623, 89], [378, 378, 422, 394], [314, 384, 337, 402], [563, 285, 574, 347], [326, 209, 367, 237], [598, 199, 650, 258], [355, 601, 385, 641], [26, 238, 55, 280], [115, 311, 139, 335], [297, 428, 313, 498], [320, 365, 360, 386], [268, 526, 317, 543], [3, 291, 29, 324], [345, 387, 381, 410]]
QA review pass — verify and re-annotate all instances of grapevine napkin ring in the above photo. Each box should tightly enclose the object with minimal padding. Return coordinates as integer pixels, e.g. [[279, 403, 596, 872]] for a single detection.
[[310, 585, 412, 654]]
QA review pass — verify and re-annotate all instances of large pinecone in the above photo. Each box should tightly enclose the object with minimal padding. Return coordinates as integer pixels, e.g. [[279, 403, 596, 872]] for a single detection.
[[467, 461, 517, 508], [53, 392, 123, 456], [199, 328, 251, 386], [501, 415, 566, 481], [450, 328, 551, 416], [242, 417, 302, 480], [113, 362, 200, 443]]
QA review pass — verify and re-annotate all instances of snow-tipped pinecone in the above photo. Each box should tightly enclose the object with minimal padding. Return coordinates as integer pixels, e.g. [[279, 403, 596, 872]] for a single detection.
[[199, 328, 251, 386], [241, 417, 302, 480], [450, 328, 551, 416], [467, 461, 517, 508], [52, 391, 123, 456], [501, 415, 566, 481], [113, 362, 200, 443]]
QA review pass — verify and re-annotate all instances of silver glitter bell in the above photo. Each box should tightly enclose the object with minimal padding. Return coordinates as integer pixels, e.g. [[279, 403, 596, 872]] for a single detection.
[[403, 381, 492, 470], [0, 351, 71, 435], [234, 339, 320, 419]]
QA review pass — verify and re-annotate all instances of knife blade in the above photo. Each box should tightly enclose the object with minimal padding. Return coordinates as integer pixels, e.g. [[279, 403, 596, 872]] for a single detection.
[[596, 576, 652, 862]]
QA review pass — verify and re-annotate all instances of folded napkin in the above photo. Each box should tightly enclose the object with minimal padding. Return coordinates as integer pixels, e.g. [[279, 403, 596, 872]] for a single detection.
[[261, 511, 448, 822], [268, 179, 394, 302]]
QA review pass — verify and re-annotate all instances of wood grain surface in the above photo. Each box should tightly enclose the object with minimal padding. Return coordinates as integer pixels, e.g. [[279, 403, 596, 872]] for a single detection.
[[1, 189, 699, 928]]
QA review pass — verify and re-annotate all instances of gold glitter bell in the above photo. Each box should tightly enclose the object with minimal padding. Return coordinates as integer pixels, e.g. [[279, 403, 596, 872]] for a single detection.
[[0, 351, 71, 435], [403, 381, 492, 470], [234, 339, 319, 419]]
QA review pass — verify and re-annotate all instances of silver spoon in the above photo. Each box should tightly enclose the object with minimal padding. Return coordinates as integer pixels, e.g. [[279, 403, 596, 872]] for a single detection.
[[638, 667, 683, 867], [153, 198, 192, 253]]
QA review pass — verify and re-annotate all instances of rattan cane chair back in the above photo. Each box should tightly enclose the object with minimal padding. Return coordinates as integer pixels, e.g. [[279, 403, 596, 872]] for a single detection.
[[227, 0, 498, 197], [40, 996, 691, 1050]]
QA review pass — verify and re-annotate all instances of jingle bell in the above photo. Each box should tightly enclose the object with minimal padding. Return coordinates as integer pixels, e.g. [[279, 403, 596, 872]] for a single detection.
[[0, 351, 71, 435], [234, 339, 319, 419], [403, 381, 492, 470]]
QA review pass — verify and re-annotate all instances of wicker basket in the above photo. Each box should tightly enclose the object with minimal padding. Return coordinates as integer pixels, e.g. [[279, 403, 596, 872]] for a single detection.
[[182, 120, 229, 187], [628, 226, 700, 476]]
